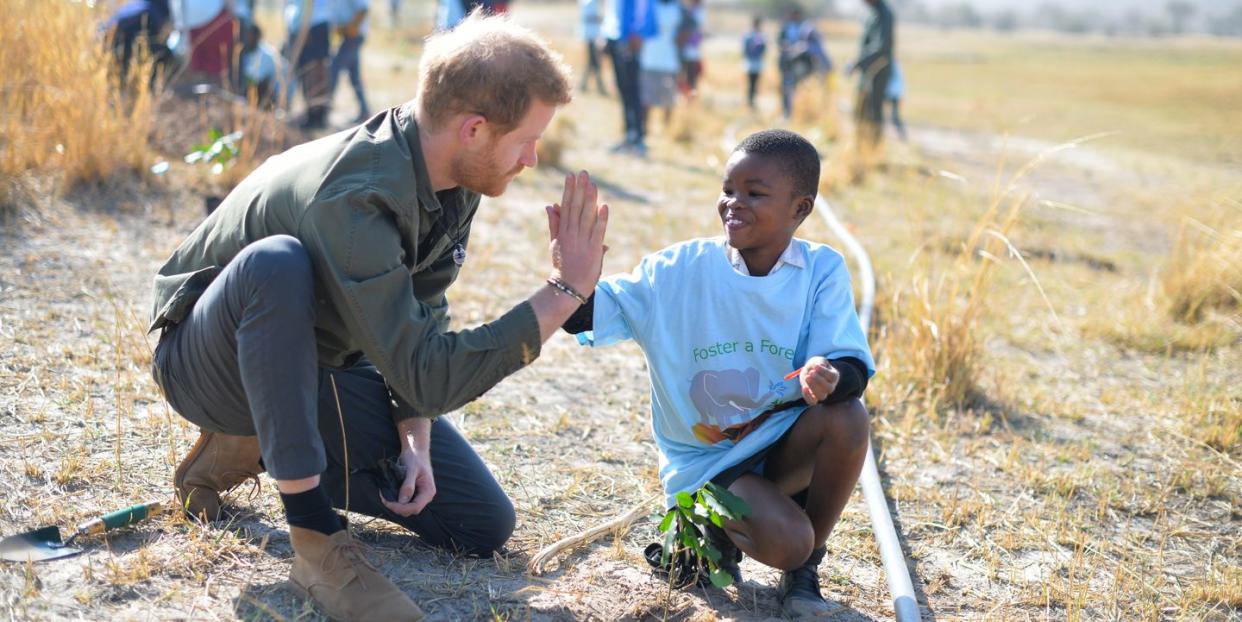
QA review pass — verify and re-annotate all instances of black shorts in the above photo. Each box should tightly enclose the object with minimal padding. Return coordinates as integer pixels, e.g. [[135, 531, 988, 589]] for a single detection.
[[708, 414, 801, 489]]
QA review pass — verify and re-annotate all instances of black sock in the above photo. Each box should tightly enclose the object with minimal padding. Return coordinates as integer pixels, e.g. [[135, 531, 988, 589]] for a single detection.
[[280, 486, 343, 536]]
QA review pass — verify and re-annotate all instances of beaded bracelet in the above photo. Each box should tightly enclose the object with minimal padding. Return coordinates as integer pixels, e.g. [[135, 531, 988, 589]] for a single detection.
[[546, 276, 588, 305]]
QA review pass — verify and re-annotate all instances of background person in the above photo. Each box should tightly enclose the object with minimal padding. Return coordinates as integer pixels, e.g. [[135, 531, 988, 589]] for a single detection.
[[329, 0, 372, 124], [850, 0, 895, 147], [603, 0, 656, 154], [777, 6, 829, 119], [170, 0, 235, 84], [742, 15, 766, 110], [285, 0, 334, 129], [885, 60, 907, 141], [578, 0, 608, 94], [638, 0, 685, 147]]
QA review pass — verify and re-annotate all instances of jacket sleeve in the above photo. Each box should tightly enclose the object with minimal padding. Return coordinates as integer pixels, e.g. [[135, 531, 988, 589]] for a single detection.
[[299, 192, 541, 420]]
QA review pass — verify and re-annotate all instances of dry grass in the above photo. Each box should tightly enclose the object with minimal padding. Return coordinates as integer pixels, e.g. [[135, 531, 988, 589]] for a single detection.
[[0, 0, 156, 214], [1162, 204, 1242, 324]]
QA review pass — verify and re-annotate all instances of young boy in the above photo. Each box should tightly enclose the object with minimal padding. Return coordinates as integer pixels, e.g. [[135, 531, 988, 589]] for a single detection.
[[563, 129, 874, 616]]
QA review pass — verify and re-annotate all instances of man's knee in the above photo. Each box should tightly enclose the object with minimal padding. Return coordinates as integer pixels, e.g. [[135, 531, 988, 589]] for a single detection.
[[238, 235, 313, 294], [456, 494, 516, 556]]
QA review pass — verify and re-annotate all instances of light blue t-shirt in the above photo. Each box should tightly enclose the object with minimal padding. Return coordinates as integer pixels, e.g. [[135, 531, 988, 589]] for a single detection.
[[578, 237, 875, 506], [332, 0, 370, 37], [285, 0, 333, 31], [640, 0, 683, 73]]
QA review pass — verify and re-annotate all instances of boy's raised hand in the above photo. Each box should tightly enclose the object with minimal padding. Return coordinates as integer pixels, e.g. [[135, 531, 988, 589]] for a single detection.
[[545, 171, 609, 296], [799, 356, 840, 404]]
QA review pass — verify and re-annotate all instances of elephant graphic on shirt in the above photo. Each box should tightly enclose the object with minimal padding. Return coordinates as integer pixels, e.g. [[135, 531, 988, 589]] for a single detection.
[[688, 367, 778, 444]]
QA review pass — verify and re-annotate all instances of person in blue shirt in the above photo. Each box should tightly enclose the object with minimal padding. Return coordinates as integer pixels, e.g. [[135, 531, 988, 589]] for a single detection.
[[742, 15, 766, 110], [330, 0, 372, 123], [602, 0, 656, 155], [239, 23, 280, 108], [778, 5, 831, 120], [285, 0, 334, 129], [564, 129, 873, 617]]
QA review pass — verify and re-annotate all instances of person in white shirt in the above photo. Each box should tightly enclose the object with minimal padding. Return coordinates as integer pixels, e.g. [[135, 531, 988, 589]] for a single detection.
[[578, 0, 608, 94], [639, 0, 684, 136]]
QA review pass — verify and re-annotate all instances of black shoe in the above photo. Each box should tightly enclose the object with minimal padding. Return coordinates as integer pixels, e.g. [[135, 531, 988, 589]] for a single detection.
[[780, 547, 831, 617]]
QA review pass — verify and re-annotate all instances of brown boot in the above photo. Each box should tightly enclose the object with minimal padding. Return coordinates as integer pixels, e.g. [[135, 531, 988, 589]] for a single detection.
[[288, 526, 424, 622], [173, 431, 264, 520]]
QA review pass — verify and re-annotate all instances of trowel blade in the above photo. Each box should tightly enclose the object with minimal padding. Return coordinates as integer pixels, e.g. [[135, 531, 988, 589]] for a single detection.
[[0, 526, 82, 562]]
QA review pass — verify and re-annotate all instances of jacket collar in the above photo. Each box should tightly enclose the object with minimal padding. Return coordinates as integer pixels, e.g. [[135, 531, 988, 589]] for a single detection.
[[396, 102, 443, 214]]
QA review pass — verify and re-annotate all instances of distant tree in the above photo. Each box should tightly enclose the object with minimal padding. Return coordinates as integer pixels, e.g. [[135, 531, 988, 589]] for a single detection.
[[937, 2, 982, 29], [1208, 5, 1242, 37], [992, 9, 1018, 32], [1166, 1, 1195, 34], [1122, 8, 1146, 35]]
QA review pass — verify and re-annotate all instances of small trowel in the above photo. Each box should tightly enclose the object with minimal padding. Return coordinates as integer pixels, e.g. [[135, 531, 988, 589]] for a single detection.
[[0, 501, 164, 563]]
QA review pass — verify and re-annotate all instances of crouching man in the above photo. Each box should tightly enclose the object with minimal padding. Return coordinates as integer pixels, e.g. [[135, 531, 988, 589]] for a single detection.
[[148, 13, 608, 621]]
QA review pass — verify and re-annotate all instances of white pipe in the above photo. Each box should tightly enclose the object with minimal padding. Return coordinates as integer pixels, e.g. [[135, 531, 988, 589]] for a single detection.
[[817, 198, 921, 621]]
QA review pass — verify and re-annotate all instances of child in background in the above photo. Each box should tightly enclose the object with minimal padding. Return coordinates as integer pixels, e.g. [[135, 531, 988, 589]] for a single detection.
[[564, 130, 874, 617], [677, 0, 705, 96], [578, 0, 608, 94], [886, 61, 907, 141], [638, 0, 685, 145], [742, 15, 766, 110], [239, 23, 280, 109]]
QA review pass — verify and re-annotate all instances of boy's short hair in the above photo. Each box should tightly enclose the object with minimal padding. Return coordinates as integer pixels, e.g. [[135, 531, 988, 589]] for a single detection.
[[417, 10, 573, 134], [734, 129, 820, 199]]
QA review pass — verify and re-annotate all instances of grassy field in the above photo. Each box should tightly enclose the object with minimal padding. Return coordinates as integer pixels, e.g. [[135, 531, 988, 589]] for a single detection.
[[0, 1, 1239, 620]]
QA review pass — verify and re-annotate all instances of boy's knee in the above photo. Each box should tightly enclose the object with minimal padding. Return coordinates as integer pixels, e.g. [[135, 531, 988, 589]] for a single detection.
[[811, 399, 870, 450], [772, 519, 815, 570]]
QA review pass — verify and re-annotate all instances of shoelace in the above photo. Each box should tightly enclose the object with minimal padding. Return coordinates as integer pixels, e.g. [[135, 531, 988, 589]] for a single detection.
[[321, 537, 380, 591], [219, 469, 263, 500]]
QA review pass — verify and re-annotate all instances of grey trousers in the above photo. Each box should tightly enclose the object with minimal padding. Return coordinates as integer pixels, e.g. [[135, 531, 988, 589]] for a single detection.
[[152, 235, 515, 555]]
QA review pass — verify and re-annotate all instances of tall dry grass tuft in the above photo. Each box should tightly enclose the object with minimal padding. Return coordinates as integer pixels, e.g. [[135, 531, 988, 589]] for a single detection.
[[871, 142, 1068, 418], [0, 0, 155, 212], [872, 193, 1027, 415], [1161, 204, 1242, 325]]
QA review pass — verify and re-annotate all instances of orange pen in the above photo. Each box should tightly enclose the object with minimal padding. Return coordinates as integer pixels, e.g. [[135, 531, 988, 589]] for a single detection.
[[783, 367, 802, 381]]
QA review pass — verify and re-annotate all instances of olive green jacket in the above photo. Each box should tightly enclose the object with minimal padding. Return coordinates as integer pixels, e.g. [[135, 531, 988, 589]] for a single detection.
[[150, 104, 542, 420]]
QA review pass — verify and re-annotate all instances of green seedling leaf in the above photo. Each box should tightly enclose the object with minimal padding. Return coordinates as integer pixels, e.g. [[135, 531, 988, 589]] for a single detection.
[[704, 482, 751, 520], [207, 128, 222, 141], [661, 525, 677, 566], [675, 491, 694, 509], [184, 151, 203, 164], [698, 542, 721, 564], [679, 527, 698, 551], [658, 509, 675, 533], [709, 568, 734, 588]]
